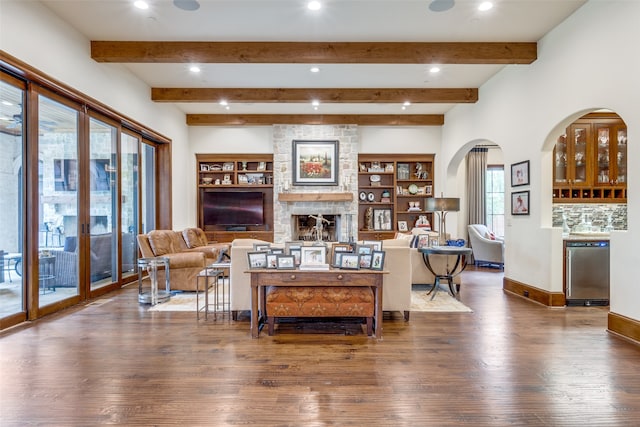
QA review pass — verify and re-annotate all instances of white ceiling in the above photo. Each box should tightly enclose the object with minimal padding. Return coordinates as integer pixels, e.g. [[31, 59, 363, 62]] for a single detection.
[[39, 0, 587, 117]]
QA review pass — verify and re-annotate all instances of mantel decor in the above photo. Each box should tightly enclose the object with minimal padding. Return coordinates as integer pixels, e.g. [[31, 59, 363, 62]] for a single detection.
[[292, 139, 339, 186]]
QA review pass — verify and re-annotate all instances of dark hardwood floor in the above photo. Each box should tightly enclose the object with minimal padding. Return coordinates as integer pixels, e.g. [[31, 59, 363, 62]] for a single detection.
[[1, 267, 639, 426]]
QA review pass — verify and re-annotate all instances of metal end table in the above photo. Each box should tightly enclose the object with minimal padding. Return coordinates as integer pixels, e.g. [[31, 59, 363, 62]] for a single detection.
[[138, 257, 171, 305], [196, 262, 230, 320], [418, 246, 472, 300]]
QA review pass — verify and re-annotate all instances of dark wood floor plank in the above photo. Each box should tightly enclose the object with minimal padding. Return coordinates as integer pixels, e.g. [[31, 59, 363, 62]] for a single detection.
[[1, 267, 639, 426]]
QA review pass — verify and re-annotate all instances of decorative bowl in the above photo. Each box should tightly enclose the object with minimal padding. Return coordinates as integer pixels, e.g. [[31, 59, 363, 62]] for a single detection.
[[202, 177, 213, 185]]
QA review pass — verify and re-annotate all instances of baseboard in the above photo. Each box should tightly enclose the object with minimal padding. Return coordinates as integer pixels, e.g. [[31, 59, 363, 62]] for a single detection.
[[608, 312, 640, 345], [503, 277, 565, 307]]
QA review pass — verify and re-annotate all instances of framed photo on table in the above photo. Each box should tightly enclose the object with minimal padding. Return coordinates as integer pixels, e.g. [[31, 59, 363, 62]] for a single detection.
[[511, 190, 530, 215], [253, 243, 271, 252], [285, 241, 304, 254], [362, 240, 383, 251], [359, 254, 373, 269], [266, 253, 278, 269], [300, 246, 326, 266], [276, 255, 295, 270], [247, 251, 268, 269], [511, 160, 530, 187], [370, 251, 386, 271], [397, 221, 409, 232], [331, 243, 353, 263], [339, 253, 360, 270], [292, 139, 339, 186]]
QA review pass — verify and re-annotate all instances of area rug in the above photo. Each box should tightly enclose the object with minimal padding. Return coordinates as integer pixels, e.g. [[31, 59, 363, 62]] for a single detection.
[[148, 284, 472, 313], [410, 284, 473, 313]]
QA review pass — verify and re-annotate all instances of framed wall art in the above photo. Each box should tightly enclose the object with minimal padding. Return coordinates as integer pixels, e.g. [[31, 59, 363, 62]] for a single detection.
[[511, 160, 530, 187], [292, 139, 339, 186], [511, 190, 530, 215]]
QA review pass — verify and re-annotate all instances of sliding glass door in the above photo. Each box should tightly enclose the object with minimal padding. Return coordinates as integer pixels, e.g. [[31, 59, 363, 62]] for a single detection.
[[88, 116, 118, 291], [0, 61, 167, 328], [0, 77, 26, 321], [38, 94, 80, 308], [121, 132, 139, 280]]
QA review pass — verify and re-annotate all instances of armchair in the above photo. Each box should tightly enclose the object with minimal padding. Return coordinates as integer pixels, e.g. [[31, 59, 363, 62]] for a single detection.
[[467, 224, 504, 269]]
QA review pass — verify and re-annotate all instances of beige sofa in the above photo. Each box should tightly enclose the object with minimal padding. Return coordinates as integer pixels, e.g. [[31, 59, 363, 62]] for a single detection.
[[137, 228, 229, 291], [229, 235, 459, 322]]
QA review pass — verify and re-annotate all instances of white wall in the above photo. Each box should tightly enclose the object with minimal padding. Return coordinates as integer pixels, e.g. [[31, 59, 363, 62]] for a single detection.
[[1, 1, 191, 229], [440, 0, 640, 322]]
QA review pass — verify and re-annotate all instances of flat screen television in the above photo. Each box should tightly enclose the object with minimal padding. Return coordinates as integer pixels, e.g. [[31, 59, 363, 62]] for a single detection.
[[202, 191, 264, 227]]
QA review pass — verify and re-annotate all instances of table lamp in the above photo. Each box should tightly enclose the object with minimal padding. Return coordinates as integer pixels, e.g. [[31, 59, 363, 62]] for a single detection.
[[424, 195, 460, 245]]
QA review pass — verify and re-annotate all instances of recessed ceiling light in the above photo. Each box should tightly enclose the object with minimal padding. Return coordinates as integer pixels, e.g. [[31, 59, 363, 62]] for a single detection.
[[174, 0, 200, 11], [429, 66, 441, 73], [189, 65, 201, 73], [428, 0, 454, 12], [403, 101, 411, 107], [478, 1, 493, 11], [219, 100, 228, 106], [401, 106, 407, 111], [308, 1, 322, 11], [312, 100, 320, 107], [133, 1, 149, 10], [310, 66, 320, 73]]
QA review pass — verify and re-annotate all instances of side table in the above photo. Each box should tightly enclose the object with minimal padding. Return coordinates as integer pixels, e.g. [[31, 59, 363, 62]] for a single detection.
[[138, 257, 171, 305], [418, 246, 472, 300], [196, 262, 230, 320]]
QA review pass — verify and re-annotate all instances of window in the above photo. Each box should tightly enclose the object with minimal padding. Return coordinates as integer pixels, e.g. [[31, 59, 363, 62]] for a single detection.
[[486, 165, 505, 237]]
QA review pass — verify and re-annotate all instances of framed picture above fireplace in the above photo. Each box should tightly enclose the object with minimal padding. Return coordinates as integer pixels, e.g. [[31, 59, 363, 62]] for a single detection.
[[292, 139, 339, 186]]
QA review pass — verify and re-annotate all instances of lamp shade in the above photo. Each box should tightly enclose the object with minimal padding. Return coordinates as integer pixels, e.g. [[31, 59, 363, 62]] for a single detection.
[[425, 197, 460, 212]]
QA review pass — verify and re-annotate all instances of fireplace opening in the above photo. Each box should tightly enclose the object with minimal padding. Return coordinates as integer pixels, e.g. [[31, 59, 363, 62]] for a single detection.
[[292, 214, 340, 242]]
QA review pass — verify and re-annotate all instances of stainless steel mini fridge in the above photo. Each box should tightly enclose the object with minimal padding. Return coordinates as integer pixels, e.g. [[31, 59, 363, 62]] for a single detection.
[[565, 240, 610, 306]]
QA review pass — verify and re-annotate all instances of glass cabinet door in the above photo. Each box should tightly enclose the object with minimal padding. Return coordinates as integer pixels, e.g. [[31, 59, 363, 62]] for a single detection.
[[553, 133, 568, 184], [616, 127, 627, 185], [569, 124, 590, 186], [594, 124, 611, 184]]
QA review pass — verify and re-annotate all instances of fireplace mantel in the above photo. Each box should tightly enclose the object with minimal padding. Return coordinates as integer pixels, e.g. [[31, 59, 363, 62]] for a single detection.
[[278, 192, 353, 202]]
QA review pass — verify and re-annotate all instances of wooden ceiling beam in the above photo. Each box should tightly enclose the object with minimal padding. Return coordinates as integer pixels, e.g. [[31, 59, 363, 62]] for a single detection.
[[91, 41, 537, 64], [152, 88, 477, 103], [186, 114, 444, 126]]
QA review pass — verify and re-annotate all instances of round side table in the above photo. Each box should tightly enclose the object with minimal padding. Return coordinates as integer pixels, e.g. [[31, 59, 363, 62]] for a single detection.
[[138, 257, 171, 305]]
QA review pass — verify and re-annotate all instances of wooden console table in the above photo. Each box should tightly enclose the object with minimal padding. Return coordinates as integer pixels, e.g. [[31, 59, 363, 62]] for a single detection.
[[249, 269, 385, 338]]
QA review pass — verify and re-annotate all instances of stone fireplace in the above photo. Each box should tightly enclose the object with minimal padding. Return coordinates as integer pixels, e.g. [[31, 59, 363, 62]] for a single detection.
[[272, 124, 359, 242]]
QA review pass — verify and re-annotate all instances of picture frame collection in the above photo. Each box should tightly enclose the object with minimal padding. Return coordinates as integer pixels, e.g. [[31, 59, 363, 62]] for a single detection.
[[247, 241, 386, 271], [510, 160, 531, 215]]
